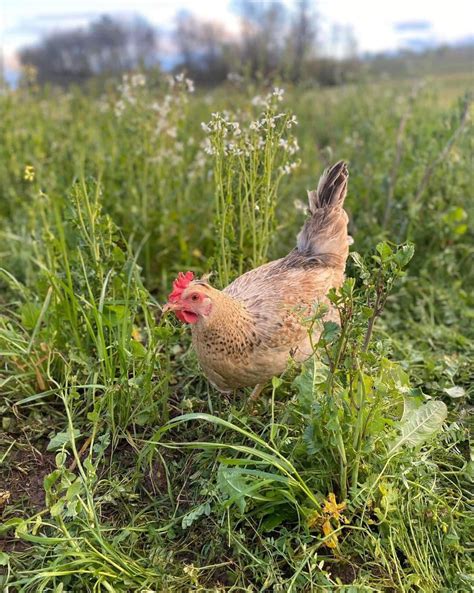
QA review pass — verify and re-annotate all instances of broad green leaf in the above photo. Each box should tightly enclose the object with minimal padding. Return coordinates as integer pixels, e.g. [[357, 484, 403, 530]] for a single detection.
[[272, 376, 282, 389], [389, 400, 447, 454], [218, 467, 248, 513], [47, 429, 81, 451], [181, 502, 211, 529], [66, 479, 83, 500], [322, 321, 340, 343], [444, 385, 465, 399], [103, 304, 127, 327], [400, 394, 424, 424], [376, 241, 393, 261], [394, 243, 414, 268], [50, 501, 64, 517]]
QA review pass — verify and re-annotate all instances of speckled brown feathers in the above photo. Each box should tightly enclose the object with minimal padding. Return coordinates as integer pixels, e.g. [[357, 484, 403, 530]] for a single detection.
[[189, 161, 351, 392]]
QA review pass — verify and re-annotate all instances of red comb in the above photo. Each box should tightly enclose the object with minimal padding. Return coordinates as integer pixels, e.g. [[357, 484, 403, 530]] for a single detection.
[[168, 271, 195, 302]]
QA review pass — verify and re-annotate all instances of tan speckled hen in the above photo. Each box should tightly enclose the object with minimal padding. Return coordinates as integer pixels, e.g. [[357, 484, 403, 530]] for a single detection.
[[164, 161, 351, 398]]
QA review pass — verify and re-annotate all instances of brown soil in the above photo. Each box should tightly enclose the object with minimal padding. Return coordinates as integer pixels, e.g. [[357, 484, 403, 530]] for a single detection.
[[0, 441, 55, 552], [327, 559, 359, 584]]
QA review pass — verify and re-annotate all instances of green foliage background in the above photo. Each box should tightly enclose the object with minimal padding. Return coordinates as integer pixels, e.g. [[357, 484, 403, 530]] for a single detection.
[[0, 72, 472, 591]]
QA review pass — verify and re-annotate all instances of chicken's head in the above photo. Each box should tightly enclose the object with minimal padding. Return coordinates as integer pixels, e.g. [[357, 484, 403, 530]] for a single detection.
[[163, 271, 213, 324]]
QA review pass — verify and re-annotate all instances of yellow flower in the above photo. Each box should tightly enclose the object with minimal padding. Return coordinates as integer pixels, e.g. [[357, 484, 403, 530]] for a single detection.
[[322, 519, 338, 549], [323, 492, 347, 521], [24, 165, 35, 181], [307, 493, 348, 547], [0, 490, 10, 506], [131, 326, 143, 342]]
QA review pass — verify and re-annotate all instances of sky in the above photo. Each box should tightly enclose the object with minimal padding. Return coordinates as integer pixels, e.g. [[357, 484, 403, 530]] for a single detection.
[[1, 0, 473, 73]]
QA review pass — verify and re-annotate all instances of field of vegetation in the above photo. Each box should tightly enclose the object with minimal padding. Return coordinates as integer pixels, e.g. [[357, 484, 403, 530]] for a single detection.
[[0, 71, 472, 591]]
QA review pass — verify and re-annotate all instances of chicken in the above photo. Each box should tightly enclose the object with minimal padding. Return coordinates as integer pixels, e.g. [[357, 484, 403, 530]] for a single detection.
[[164, 161, 350, 395]]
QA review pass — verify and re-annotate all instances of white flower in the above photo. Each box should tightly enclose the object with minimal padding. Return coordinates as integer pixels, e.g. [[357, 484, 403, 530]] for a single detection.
[[202, 138, 215, 155], [262, 117, 276, 129], [114, 100, 126, 117], [230, 122, 241, 135], [201, 122, 211, 133], [289, 138, 300, 155], [227, 72, 244, 83], [131, 73, 146, 87], [272, 87, 284, 101], [286, 115, 298, 128], [251, 95, 268, 108], [279, 161, 300, 175], [185, 78, 195, 93]]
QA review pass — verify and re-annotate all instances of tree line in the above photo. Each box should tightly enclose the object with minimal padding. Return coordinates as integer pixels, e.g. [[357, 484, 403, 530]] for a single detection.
[[18, 1, 472, 88], [19, 1, 362, 87]]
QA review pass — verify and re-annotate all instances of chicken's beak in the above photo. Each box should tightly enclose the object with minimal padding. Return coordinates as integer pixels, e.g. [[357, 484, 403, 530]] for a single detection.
[[162, 301, 183, 316]]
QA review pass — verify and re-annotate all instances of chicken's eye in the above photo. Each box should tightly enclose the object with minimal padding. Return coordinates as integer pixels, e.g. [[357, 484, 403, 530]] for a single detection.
[[191, 294, 199, 302]]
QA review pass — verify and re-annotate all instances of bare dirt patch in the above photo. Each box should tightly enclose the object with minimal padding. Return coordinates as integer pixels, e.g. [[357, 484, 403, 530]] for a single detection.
[[0, 440, 55, 552]]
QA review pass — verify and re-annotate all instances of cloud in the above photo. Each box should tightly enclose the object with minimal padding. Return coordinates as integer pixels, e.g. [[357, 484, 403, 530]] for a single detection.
[[394, 21, 433, 32]]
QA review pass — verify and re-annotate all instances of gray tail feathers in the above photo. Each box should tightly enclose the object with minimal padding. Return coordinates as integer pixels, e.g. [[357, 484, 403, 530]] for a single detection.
[[296, 161, 350, 262]]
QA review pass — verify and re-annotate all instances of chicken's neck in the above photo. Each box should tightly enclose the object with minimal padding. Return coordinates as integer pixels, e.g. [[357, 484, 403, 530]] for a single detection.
[[191, 290, 257, 354]]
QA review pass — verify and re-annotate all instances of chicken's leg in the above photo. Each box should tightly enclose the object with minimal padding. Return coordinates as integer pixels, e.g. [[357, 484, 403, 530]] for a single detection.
[[249, 383, 264, 402]]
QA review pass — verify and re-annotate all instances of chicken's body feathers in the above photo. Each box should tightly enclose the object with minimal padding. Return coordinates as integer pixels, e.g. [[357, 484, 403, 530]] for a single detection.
[[192, 250, 345, 392]]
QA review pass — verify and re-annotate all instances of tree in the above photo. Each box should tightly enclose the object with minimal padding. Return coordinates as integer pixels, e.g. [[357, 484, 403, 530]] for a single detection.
[[287, 0, 317, 82], [19, 15, 158, 86], [174, 11, 233, 84], [233, 0, 288, 78]]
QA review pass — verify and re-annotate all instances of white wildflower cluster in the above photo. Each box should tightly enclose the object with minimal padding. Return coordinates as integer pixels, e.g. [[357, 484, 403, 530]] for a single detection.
[[250, 87, 285, 109], [278, 137, 299, 155], [114, 99, 126, 118], [279, 161, 300, 176], [150, 73, 196, 141], [199, 112, 243, 156], [188, 147, 211, 180], [197, 95, 301, 171], [114, 72, 147, 117], [167, 72, 195, 93], [293, 198, 307, 212], [114, 71, 195, 122], [227, 72, 244, 84], [152, 94, 176, 137], [97, 98, 110, 113], [130, 73, 146, 88]]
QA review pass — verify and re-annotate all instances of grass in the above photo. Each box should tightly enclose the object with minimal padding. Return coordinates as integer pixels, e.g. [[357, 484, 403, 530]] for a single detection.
[[0, 70, 473, 591]]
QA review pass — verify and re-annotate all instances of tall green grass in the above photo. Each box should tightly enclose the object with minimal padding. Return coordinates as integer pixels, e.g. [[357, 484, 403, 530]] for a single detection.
[[0, 73, 472, 591]]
